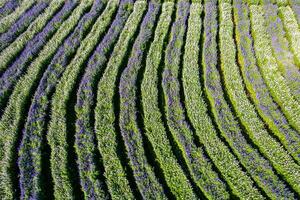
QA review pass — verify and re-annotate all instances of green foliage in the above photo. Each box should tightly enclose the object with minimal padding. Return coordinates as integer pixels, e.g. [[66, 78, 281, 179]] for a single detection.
[[0, 1, 94, 199]]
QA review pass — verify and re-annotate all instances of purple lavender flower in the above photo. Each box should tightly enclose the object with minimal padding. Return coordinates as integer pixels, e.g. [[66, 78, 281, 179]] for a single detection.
[[0, 2, 48, 51], [0, 0, 18, 18], [0, 1, 77, 114], [74, 0, 134, 198], [201, 0, 295, 198], [119, 2, 167, 198], [17, 1, 105, 199]]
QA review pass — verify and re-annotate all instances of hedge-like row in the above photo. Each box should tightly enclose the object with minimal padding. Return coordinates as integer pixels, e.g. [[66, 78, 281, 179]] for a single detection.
[[0, 0, 18, 19], [141, 2, 198, 199], [218, 2, 300, 194], [95, 1, 147, 199], [75, 0, 135, 199], [0, 1, 48, 52], [0, 0, 35, 34], [0, 0, 76, 115], [47, 0, 118, 198], [0, 1, 94, 199], [17, 0, 107, 199], [264, 3, 300, 103]]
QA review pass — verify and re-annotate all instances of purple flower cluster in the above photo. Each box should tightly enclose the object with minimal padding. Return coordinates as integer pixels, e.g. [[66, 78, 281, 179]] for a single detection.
[[201, 1, 296, 198], [0, 2, 48, 51], [17, 1, 105, 199], [163, 1, 195, 161], [0, 1, 77, 112], [264, 4, 300, 100], [118, 2, 167, 199], [75, 0, 134, 198], [0, 0, 18, 18]]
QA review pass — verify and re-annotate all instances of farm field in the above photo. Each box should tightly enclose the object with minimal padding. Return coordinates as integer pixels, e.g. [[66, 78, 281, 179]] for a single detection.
[[0, 0, 300, 199]]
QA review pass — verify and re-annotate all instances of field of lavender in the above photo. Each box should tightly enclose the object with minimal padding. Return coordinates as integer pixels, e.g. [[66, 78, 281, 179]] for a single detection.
[[0, 0, 300, 199]]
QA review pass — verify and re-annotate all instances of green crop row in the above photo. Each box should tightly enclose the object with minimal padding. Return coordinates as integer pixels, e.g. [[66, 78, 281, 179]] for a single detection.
[[0, 1, 93, 199], [94, 1, 147, 199], [47, 0, 118, 199], [0, 0, 35, 34], [141, 2, 198, 199], [0, 0, 64, 74], [217, 2, 300, 194], [279, 6, 300, 67]]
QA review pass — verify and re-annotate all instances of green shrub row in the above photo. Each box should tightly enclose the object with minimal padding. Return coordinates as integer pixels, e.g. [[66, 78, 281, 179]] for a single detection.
[[0, 0, 35, 34], [94, 2, 147, 199], [141, 2, 198, 199], [218, 2, 300, 194], [47, 1, 118, 199], [0, 1, 93, 199], [0, 0, 63, 74]]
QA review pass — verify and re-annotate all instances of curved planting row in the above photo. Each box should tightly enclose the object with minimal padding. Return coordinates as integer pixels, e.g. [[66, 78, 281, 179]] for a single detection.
[[162, 1, 233, 199], [17, 0, 108, 199], [279, 6, 300, 67], [0, 0, 76, 115], [47, 0, 119, 198], [199, 0, 296, 199], [0, 1, 48, 52], [0, 0, 35, 34], [1, 0, 300, 199], [190, 0, 261, 198], [0, 0, 62, 75], [118, 2, 170, 199], [94, 1, 148, 199], [264, 3, 300, 103], [0, 0, 18, 19], [0, 1, 94, 199], [218, 2, 300, 195], [141, 2, 197, 199], [74, 0, 135, 199]]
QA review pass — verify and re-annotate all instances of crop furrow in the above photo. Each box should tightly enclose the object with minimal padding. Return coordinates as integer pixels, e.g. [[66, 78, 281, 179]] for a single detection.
[[0, 0, 76, 116], [140, 1, 201, 199], [0, 0, 35, 34], [0, 0, 19, 18], [162, 0, 244, 199], [0, 1, 94, 199], [215, 1, 300, 194], [94, 1, 148, 199], [74, 0, 136, 199], [117, 2, 172, 199], [234, 2, 300, 167], [17, 0, 110, 199], [264, 3, 300, 103], [47, 0, 120, 198], [0, 1, 48, 52]]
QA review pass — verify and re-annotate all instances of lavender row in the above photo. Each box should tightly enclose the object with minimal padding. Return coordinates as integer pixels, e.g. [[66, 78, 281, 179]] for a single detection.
[[0, 1, 95, 199], [74, 0, 135, 198], [0, 0, 64, 76], [0, 1, 77, 116], [279, 6, 300, 70], [162, 1, 232, 199], [0, 1, 48, 51], [0, 0, 35, 34], [201, 0, 296, 198], [94, 1, 147, 199], [264, 4, 300, 103], [16, 0, 106, 198], [0, 0, 18, 18], [250, 3, 300, 163], [141, 2, 197, 198], [47, 0, 119, 199], [218, 2, 300, 194], [118, 2, 169, 199]]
